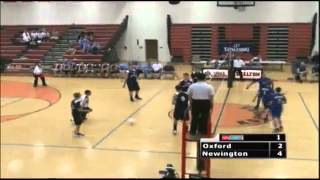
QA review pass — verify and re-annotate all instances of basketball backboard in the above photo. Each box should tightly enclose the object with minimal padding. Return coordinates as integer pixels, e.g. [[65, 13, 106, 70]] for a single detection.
[[217, 1, 255, 7]]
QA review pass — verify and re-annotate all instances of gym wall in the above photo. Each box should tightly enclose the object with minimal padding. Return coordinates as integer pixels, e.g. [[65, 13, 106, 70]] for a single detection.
[[1, 1, 318, 62]]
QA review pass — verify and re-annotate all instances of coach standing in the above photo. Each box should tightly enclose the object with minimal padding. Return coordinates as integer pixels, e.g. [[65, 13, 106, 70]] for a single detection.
[[187, 72, 215, 139], [33, 63, 47, 87]]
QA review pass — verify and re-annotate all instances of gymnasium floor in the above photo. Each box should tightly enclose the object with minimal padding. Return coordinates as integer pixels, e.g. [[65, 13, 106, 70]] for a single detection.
[[0, 65, 319, 178]]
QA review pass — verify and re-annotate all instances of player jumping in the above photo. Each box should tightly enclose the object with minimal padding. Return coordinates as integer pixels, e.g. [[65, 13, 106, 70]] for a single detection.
[[246, 72, 273, 110]]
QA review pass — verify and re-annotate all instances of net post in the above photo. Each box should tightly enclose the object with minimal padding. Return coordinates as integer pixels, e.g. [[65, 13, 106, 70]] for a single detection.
[[206, 112, 213, 177], [181, 121, 187, 178], [227, 48, 234, 88]]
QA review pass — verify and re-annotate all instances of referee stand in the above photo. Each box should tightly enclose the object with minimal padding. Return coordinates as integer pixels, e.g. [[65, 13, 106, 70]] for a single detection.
[[181, 115, 212, 178]]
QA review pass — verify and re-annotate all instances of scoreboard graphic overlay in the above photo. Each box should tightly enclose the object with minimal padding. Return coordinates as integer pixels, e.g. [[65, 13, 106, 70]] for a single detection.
[[200, 134, 286, 158]]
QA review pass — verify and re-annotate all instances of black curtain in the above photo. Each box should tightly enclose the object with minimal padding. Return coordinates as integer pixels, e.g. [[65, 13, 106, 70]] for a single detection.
[[310, 13, 317, 55], [167, 14, 172, 55]]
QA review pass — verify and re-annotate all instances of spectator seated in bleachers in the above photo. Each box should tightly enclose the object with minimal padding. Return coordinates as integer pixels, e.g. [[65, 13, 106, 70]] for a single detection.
[[209, 59, 220, 69], [137, 63, 153, 79], [22, 29, 32, 44], [88, 32, 94, 41], [38, 28, 50, 42], [251, 54, 262, 63], [77, 32, 101, 55], [119, 63, 129, 71], [152, 62, 162, 73], [88, 41, 101, 54], [77, 32, 85, 44], [295, 62, 308, 83], [151, 62, 162, 79], [30, 29, 42, 45], [49, 30, 60, 41], [79, 33, 90, 53]]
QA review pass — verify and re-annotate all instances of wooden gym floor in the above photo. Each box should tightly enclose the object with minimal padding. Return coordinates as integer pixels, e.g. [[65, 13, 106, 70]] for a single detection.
[[0, 65, 319, 178]]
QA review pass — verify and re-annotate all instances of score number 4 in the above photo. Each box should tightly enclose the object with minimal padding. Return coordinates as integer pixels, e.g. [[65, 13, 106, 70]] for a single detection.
[[277, 143, 283, 157]]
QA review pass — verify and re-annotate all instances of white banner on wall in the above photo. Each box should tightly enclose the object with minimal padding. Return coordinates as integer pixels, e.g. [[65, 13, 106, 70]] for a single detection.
[[203, 69, 262, 80]]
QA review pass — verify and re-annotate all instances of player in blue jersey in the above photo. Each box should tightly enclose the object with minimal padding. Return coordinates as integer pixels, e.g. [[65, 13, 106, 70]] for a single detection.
[[260, 81, 274, 122], [270, 87, 287, 133], [246, 72, 273, 110]]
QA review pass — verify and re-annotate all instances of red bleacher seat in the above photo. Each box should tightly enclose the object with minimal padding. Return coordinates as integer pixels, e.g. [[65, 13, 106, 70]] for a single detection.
[[1, 49, 21, 54], [2, 24, 120, 69], [12, 58, 41, 63], [1, 38, 12, 41], [92, 34, 114, 38], [41, 42, 55, 46], [73, 59, 101, 63], [0, 35, 15, 38], [0, 54, 17, 59], [36, 45, 54, 50], [25, 54, 45, 59], [64, 54, 103, 59], [27, 49, 49, 54], [1, 40, 13, 44], [95, 37, 112, 42], [0, 46, 25, 50], [1, 42, 14, 45]]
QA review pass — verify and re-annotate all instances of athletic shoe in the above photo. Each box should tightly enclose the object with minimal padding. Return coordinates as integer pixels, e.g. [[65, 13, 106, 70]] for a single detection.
[[135, 96, 142, 100], [279, 126, 284, 132], [76, 133, 85, 136], [186, 133, 198, 141], [130, 97, 134, 102], [272, 128, 279, 134]]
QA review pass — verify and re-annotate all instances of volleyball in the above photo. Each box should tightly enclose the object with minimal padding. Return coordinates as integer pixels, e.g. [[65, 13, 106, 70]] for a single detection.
[[128, 118, 135, 125]]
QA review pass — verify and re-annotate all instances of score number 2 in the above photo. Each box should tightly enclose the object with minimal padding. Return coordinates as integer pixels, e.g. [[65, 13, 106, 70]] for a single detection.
[[276, 143, 284, 157]]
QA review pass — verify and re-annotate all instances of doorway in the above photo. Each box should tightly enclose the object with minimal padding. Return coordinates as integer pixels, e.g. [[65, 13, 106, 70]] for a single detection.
[[145, 39, 158, 62]]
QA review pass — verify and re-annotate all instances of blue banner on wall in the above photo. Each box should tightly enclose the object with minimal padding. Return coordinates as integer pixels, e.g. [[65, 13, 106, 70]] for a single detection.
[[218, 42, 254, 54]]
